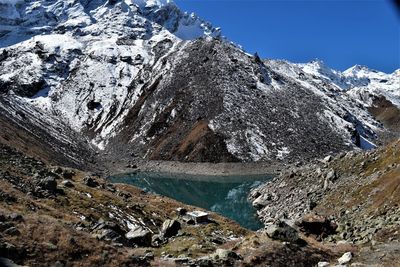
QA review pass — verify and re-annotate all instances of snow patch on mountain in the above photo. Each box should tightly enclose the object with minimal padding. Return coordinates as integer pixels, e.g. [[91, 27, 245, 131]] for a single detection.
[[297, 60, 400, 108], [344, 66, 400, 108]]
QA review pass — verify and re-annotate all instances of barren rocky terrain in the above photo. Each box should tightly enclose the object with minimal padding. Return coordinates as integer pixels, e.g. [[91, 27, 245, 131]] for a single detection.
[[250, 139, 400, 266]]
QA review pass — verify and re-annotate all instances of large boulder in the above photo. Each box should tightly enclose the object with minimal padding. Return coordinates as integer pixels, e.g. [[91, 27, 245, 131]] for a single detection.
[[36, 177, 57, 194], [297, 214, 337, 238], [338, 252, 352, 265], [212, 248, 241, 261], [125, 226, 152, 247], [161, 219, 181, 238], [265, 221, 301, 244], [82, 176, 99, 188]]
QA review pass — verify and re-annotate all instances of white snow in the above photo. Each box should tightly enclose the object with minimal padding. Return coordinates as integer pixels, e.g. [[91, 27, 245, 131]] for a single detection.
[[34, 34, 83, 54], [133, 0, 171, 8]]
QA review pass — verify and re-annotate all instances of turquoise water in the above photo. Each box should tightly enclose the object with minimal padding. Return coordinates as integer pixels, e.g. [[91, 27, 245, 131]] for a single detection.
[[109, 172, 273, 230]]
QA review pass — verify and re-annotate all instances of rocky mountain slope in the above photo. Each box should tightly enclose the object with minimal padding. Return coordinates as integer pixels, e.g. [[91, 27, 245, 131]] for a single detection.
[[0, 0, 399, 169], [250, 139, 400, 266]]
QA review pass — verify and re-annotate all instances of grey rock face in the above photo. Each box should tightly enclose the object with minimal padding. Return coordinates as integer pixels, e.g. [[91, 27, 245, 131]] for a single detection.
[[265, 221, 300, 243], [125, 226, 152, 247]]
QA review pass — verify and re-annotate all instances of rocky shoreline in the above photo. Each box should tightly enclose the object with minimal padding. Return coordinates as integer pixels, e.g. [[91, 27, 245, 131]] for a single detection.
[[109, 160, 283, 178], [0, 142, 350, 267]]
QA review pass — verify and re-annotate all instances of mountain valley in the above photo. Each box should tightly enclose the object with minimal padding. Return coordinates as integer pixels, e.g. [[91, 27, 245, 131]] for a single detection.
[[0, 0, 399, 266]]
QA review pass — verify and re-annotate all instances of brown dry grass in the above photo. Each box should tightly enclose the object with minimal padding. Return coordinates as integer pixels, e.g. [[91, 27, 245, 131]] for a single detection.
[[369, 96, 400, 133], [177, 120, 209, 155], [0, 149, 250, 266]]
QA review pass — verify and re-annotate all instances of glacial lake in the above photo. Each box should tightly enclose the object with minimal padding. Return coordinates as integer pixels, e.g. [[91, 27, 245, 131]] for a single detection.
[[109, 172, 273, 230]]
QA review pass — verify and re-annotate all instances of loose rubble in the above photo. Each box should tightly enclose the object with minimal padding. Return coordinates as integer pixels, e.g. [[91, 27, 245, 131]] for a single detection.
[[250, 140, 400, 266]]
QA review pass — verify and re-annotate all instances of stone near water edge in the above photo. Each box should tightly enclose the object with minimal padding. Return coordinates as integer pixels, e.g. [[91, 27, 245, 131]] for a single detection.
[[318, 262, 330, 267], [249, 190, 261, 199], [252, 196, 265, 209]]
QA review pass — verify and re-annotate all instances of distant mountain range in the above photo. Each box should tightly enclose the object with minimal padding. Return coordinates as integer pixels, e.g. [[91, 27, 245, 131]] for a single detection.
[[0, 0, 399, 170]]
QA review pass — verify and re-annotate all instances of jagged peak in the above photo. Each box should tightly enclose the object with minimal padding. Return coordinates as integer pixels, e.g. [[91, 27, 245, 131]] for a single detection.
[[343, 64, 372, 75], [393, 69, 400, 76], [133, 0, 174, 9], [0, 0, 221, 48], [299, 59, 337, 73], [308, 59, 326, 67], [342, 64, 394, 77]]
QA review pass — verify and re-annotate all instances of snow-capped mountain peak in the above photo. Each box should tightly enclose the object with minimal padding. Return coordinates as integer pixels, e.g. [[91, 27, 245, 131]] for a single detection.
[[0, 0, 398, 166], [293, 60, 399, 108], [0, 0, 220, 48], [343, 64, 384, 78]]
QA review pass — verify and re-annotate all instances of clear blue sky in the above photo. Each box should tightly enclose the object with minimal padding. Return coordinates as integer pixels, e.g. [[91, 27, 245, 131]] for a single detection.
[[174, 0, 400, 73]]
